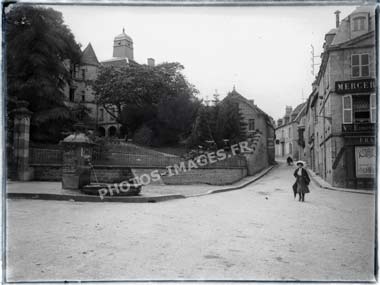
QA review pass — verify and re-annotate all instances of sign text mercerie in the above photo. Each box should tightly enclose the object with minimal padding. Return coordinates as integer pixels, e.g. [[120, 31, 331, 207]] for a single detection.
[[335, 78, 375, 94]]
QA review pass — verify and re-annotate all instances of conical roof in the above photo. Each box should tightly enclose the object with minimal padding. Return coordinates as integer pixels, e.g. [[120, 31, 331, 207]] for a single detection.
[[80, 43, 99, 66]]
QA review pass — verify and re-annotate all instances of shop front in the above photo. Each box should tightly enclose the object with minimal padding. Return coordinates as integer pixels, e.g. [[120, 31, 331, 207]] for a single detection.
[[336, 78, 376, 189], [342, 136, 375, 189]]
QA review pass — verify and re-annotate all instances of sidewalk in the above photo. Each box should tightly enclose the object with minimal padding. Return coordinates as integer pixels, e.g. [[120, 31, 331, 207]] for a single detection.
[[307, 168, 374, 195], [6, 165, 275, 203], [274, 157, 374, 195]]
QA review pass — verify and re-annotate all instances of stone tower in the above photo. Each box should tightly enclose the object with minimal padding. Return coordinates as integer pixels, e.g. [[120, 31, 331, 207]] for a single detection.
[[113, 28, 134, 60]]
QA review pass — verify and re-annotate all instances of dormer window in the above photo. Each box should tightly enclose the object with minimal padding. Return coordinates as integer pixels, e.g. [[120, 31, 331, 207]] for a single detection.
[[352, 16, 366, 32]]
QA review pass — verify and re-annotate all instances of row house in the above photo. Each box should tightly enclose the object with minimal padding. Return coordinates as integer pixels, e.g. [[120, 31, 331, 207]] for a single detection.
[[275, 103, 306, 161], [299, 6, 376, 189]]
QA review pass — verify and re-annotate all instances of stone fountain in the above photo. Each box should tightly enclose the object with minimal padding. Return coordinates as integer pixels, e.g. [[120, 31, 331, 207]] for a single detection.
[[60, 126, 141, 196]]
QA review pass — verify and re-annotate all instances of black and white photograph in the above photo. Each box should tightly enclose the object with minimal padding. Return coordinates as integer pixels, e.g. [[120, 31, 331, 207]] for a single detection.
[[3, 0, 377, 282]]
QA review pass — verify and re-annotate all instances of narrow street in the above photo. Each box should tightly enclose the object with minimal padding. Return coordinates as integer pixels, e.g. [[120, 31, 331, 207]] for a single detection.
[[6, 161, 375, 282]]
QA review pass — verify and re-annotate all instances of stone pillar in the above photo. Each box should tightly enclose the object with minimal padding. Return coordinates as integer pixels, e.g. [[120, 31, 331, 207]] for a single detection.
[[61, 128, 94, 190], [12, 101, 33, 181]]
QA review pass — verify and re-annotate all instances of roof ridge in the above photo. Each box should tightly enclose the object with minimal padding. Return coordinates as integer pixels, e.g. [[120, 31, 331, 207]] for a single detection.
[[81, 43, 100, 66]]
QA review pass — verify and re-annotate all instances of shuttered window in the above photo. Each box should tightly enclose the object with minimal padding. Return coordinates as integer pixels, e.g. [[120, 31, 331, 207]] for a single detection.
[[343, 95, 353, 124], [370, 93, 376, 123]]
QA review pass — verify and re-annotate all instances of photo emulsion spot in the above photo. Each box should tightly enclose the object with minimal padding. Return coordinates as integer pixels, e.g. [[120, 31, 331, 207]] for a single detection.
[[4, 1, 377, 283]]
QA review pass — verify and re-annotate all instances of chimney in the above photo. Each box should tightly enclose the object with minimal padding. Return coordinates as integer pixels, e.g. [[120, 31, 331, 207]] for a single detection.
[[147, 58, 155, 67], [285, 106, 293, 115], [334, 10, 341, 28], [249, 99, 254, 105]]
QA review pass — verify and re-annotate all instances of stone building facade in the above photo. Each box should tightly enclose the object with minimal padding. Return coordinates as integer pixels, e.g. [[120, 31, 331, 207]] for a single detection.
[[223, 88, 276, 166], [299, 6, 376, 189], [274, 103, 306, 161], [64, 29, 149, 138]]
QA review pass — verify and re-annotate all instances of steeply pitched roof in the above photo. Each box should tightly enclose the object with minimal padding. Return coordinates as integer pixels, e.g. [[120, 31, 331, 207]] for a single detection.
[[80, 43, 99, 66], [222, 88, 274, 128], [292, 102, 306, 116], [276, 102, 306, 129], [293, 103, 307, 122]]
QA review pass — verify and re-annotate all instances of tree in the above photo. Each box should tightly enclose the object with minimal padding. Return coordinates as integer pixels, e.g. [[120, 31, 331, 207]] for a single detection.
[[93, 62, 200, 145], [93, 63, 158, 124], [6, 5, 83, 142], [186, 104, 215, 148], [188, 98, 247, 148], [216, 99, 247, 144]]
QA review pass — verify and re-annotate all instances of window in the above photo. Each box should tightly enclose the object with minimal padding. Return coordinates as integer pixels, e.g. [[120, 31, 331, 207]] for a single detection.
[[81, 91, 85, 102], [370, 93, 376, 123], [352, 54, 369, 77], [288, 127, 291, 138], [343, 95, 353, 124], [248, 119, 255, 131], [70, 65, 75, 78], [74, 65, 79, 78], [82, 69, 86, 80], [353, 95, 370, 123], [281, 130, 284, 139], [99, 108, 104, 121], [313, 107, 317, 123], [110, 108, 116, 121], [352, 16, 366, 32], [69, 88, 75, 102]]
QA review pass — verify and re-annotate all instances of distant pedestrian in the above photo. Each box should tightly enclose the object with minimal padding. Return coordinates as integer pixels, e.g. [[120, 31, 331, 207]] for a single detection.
[[293, 161, 310, 202], [286, 156, 293, 166]]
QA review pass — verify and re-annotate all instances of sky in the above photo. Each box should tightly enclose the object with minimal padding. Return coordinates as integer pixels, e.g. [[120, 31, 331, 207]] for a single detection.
[[48, 4, 355, 119]]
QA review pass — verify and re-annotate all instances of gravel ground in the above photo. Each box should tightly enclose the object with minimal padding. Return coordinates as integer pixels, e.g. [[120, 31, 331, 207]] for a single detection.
[[6, 162, 375, 282]]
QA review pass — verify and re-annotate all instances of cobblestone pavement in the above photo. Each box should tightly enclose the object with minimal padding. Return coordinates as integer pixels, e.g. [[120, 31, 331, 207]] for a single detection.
[[6, 162, 375, 282]]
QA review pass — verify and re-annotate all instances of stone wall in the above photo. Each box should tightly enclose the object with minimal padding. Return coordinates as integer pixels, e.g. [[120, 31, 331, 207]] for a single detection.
[[30, 164, 247, 185], [244, 136, 269, 176], [161, 167, 247, 185], [31, 164, 135, 184], [31, 164, 62, 181]]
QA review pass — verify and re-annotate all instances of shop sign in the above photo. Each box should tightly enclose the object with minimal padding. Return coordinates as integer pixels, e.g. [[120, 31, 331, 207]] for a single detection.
[[345, 136, 375, 145], [335, 79, 375, 94], [355, 146, 376, 178]]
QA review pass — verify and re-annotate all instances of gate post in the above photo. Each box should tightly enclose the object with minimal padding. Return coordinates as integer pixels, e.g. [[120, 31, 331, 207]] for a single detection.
[[12, 101, 33, 181]]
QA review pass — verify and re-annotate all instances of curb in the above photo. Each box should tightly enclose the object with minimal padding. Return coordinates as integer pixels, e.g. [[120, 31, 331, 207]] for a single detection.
[[7, 165, 275, 203], [7, 192, 186, 203], [188, 165, 276, 197], [308, 172, 374, 196]]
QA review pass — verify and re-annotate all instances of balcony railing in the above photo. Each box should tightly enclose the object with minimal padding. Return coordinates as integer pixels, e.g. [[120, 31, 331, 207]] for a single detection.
[[342, 123, 375, 133]]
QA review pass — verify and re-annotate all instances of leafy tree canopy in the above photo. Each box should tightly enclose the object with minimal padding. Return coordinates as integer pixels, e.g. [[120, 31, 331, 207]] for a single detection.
[[93, 62, 201, 145], [188, 99, 247, 149], [6, 5, 83, 142]]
